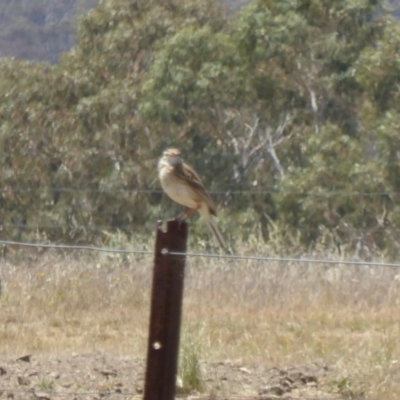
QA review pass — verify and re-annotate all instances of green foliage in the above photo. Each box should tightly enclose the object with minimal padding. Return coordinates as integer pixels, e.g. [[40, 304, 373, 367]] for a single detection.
[[141, 26, 246, 119], [275, 124, 389, 253], [2, 0, 400, 257], [355, 17, 400, 111]]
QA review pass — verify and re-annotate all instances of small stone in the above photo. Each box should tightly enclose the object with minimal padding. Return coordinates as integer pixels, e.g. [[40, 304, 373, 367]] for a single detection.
[[33, 392, 51, 400], [99, 369, 117, 378], [301, 374, 318, 384], [17, 355, 31, 363], [135, 386, 143, 394], [17, 376, 30, 386], [59, 379, 74, 388], [49, 371, 60, 380], [259, 385, 285, 396]]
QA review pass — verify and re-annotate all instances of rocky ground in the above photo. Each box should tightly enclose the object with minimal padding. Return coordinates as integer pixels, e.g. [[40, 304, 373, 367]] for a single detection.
[[0, 352, 341, 400]]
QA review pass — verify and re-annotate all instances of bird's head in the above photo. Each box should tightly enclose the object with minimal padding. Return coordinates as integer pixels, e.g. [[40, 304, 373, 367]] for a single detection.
[[162, 148, 183, 165]]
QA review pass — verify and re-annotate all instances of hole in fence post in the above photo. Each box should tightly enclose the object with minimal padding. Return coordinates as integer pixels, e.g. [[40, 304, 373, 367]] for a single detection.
[[143, 219, 188, 400]]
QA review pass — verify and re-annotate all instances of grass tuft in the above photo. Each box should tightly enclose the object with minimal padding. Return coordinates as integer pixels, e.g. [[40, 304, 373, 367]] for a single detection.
[[177, 328, 204, 394]]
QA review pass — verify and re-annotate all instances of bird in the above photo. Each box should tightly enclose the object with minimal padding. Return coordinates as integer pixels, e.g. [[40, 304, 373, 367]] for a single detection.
[[158, 148, 227, 249]]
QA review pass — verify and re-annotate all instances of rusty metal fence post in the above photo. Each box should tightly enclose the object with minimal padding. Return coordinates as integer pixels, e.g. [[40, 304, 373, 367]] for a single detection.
[[144, 220, 188, 400]]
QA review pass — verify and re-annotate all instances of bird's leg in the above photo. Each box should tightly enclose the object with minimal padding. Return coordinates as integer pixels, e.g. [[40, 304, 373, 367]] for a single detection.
[[184, 208, 198, 219], [176, 208, 197, 221]]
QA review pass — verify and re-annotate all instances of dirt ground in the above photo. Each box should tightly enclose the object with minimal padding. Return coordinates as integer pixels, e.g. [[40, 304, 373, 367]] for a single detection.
[[0, 352, 340, 400]]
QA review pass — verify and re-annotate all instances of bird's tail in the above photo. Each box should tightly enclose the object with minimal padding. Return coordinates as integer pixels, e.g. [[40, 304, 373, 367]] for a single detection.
[[206, 218, 227, 250]]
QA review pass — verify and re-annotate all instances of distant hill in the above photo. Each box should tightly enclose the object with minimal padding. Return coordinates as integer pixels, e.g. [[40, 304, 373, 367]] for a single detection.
[[0, 0, 98, 63]]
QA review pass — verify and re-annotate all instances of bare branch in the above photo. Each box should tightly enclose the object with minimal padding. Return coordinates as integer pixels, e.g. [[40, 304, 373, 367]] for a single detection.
[[265, 127, 285, 177]]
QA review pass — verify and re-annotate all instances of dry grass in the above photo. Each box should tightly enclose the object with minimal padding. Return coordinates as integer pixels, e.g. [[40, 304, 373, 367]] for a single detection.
[[1, 239, 400, 399]]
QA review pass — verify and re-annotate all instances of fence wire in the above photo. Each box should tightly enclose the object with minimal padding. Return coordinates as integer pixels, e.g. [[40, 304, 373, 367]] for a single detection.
[[0, 238, 400, 268], [5, 186, 400, 196], [0, 239, 153, 255]]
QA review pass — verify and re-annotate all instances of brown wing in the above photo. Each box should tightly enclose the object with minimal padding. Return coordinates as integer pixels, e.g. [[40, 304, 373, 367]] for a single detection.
[[175, 161, 218, 216]]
